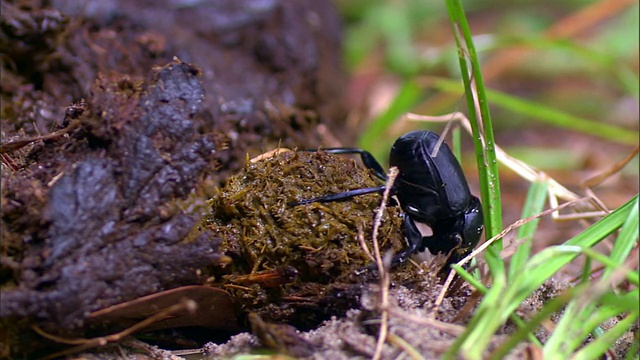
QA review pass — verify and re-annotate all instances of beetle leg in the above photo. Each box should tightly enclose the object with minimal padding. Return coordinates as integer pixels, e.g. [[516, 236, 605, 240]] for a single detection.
[[301, 148, 387, 181], [391, 214, 425, 265], [288, 185, 386, 206]]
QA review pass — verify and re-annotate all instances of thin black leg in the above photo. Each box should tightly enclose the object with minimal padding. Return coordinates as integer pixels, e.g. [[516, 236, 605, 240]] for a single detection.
[[357, 214, 427, 274], [289, 185, 385, 206], [390, 214, 426, 265], [301, 148, 387, 181]]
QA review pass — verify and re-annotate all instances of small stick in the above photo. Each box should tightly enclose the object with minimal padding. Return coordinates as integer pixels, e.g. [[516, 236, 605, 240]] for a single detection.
[[371, 167, 398, 360], [432, 197, 588, 316], [32, 298, 197, 360]]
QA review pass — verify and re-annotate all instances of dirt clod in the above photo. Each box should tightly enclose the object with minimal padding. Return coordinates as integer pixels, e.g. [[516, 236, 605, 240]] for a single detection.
[[2, 0, 346, 357], [0, 61, 226, 357]]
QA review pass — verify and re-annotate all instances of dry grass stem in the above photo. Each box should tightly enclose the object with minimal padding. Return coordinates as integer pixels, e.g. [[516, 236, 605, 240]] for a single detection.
[[433, 197, 589, 314], [32, 299, 197, 360], [371, 166, 398, 360], [387, 307, 466, 336]]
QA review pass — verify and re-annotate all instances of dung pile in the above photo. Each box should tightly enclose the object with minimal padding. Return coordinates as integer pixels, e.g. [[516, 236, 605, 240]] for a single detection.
[[203, 151, 405, 326]]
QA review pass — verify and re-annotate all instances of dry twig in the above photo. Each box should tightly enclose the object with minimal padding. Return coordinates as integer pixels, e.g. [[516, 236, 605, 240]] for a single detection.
[[370, 166, 398, 360], [32, 298, 197, 360]]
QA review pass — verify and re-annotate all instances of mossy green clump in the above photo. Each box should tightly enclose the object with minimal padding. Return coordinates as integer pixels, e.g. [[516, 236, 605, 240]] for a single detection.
[[204, 150, 405, 285]]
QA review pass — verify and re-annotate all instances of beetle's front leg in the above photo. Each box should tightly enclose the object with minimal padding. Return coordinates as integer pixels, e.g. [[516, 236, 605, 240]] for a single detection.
[[391, 214, 428, 265], [288, 185, 385, 206], [356, 214, 423, 274]]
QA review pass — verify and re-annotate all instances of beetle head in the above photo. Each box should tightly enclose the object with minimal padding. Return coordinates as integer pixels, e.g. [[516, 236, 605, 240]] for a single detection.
[[461, 196, 484, 250], [421, 196, 483, 262]]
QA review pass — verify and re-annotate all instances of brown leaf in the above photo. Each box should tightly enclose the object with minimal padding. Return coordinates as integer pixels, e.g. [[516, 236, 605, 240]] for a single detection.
[[87, 285, 238, 332]]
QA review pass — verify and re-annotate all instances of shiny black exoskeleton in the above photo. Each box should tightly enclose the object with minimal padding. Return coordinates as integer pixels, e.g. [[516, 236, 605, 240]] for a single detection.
[[293, 130, 484, 267]]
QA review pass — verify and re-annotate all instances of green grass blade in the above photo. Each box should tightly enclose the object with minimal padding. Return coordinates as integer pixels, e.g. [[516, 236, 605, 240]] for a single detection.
[[544, 265, 637, 357], [572, 312, 639, 360], [430, 78, 639, 145], [508, 181, 549, 280], [581, 248, 639, 286], [519, 195, 637, 294], [445, 0, 503, 280], [599, 290, 640, 311], [452, 264, 487, 293], [544, 301, 599, 357], [489, 286, 574, 359], [502, 195, 638, 332], [603, 196, 639, 279], [459, 196, 638, 358], [485, 89, 638, 145], [444, 276, 508, 359], [577, 301, 637, 341], [623, 332, 640, 360]]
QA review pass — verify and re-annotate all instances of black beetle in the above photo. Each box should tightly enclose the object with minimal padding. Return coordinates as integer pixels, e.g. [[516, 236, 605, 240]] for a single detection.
[[292, 130, 484, 268]]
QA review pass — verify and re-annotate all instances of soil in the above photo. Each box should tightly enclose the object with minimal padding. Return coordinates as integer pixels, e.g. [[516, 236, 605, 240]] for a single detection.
[[0, 0, 348, 357], [0, 1, 636, 360]]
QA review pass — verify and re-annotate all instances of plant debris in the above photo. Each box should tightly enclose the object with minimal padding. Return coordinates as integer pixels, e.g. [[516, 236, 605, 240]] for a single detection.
[[203, 150, 406, 328]]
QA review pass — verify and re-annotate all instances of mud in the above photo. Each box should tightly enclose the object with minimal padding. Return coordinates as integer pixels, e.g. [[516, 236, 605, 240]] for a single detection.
[[1, 0, 346, 357]]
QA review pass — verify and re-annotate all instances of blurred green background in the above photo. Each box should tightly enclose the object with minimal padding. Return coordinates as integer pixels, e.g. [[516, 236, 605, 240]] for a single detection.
[[334, 0, 638, 213], [336, 0, 638, 147]]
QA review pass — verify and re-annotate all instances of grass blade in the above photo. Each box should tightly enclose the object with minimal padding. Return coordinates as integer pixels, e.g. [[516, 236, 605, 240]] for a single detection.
[[603, 196, 639, 279], [429, 77, 639, 145], [572, 313, 638, 360], [445, 0, 503, 281], [508, 181, 549, 280], [519, 195, 637, 294]]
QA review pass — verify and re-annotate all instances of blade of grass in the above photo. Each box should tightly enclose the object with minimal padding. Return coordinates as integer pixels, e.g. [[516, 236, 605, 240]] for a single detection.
[[445, 0, 503, 279], [544, 301, 597, 358], [453, 263, 543, 349], [545, 282, 638, 359], [581, 248, 639, 286], [520, 195, 637, 292], [623, 337, 640, 360], [430, 77, 639, 145], [448, 196, 636, 358], [572, 313, 639, 360], [603, 196, 639, 279], [494, 267, 638, 359], [443, 275, 507, 360], [599, 290, 640, 310], [489, 285, 576, 359], [486, 90, 638, 145], [508, 181, 549, 280], [577, 300, 638, 342], [451, 265, 487, 293]]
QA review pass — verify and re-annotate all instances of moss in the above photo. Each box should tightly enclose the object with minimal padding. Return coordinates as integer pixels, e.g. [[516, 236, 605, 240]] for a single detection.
[[203, 150, 405, 324], [206, 150, 404, 282]]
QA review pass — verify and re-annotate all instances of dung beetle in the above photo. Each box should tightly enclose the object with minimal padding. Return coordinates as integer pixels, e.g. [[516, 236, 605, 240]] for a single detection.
[[292, 130, 484, 267]]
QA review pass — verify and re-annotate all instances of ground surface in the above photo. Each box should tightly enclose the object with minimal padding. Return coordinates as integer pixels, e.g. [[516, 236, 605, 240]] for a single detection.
[[0, 0, 349, 357], [0, 1, 637, 359]]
